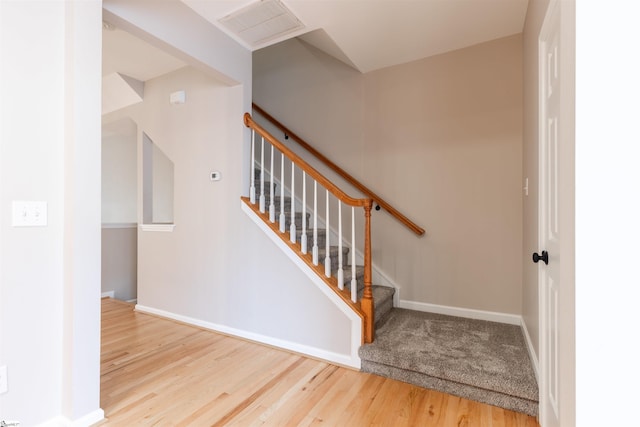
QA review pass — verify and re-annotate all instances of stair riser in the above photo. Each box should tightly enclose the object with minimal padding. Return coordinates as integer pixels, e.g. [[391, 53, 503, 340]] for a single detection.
[[360, 362, 537, 417], [297, 231, 327, 249], [317, 247, 350, 271], [278, 213, 311, 229]]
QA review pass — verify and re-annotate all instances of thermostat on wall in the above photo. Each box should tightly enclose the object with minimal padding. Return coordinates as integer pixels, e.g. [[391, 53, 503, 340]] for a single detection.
[[210, 171, 221, 181], [170, 90, 186, 104]]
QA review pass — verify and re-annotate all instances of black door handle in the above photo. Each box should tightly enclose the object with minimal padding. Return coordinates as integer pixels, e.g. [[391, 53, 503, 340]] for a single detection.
[[533, 250, 549, 265]]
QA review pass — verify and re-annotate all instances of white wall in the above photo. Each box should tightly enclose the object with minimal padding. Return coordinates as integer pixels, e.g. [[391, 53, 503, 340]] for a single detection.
[[0, 1, 102, 425], [254, 35, 524, 316], [151, 141, 174, 223], [102, 0, 253, 191], [103, 65, 355, 362], [101, 0, 358, 363], [102, 118, 137, 224], [575, 2, 640, 426]]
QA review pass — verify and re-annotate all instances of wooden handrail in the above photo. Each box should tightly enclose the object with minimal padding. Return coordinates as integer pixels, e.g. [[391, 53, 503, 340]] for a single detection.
[[244, 112, 375, 343], [252, 103, 426, 236], [245, 113, 369, 208]]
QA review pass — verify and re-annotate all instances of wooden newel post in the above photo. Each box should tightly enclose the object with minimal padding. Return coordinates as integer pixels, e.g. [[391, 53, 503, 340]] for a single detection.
[[362, 201, 374, 343]]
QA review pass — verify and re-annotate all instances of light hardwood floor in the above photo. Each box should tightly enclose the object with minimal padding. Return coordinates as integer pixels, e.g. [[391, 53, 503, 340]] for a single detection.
[[100, 298, 539, 426]]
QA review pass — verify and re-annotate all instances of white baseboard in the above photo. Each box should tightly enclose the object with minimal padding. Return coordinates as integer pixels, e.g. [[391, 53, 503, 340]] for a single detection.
[[521, 318, 540, 382], [397, 297, 522, 325], [35, 409, 104, 427], [135, 304, 360, 369], [101, 291, 115, 299]]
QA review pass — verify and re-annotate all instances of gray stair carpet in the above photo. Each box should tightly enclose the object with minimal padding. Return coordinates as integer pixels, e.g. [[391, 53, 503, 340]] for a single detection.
[[359, 308, 538, 416]]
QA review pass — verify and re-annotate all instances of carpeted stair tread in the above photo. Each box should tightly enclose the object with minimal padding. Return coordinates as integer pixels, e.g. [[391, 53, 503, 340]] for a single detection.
[[369, 286, 395, 327], [331, 265, 365, 289], [316, 246, 350, 270], [296, 229, 327, 248], [252, 180, 276, 193], [277, 211, 311, 228], [359, 308, 538, 416]]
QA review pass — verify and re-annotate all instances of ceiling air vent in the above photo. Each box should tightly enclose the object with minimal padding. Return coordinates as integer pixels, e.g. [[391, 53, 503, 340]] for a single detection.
[[218, 0, 304, 49]]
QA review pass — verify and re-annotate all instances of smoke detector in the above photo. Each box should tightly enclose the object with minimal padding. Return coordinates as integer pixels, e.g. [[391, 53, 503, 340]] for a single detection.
[[218, 0, 304, 49], [102, 20, 116, 31]]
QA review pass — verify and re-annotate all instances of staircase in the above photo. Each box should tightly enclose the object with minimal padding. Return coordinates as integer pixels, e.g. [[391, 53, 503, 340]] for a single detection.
[[247, 171, 396, 331], [243, 109, 538, 417]]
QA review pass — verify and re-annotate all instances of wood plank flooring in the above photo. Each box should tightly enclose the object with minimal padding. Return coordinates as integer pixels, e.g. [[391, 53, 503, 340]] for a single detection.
[[100, 298, 540, 426]]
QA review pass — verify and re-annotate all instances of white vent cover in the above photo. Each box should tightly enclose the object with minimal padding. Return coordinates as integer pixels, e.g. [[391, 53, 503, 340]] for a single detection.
[[218, 0, 304, 48]]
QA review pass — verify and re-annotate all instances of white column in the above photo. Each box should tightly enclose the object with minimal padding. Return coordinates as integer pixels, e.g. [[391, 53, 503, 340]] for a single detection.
[[259, 136, 265, 213], [325, 189, 331, 278], [279, 153, 286, 233], [290, 164, 296, 243], [250, 129, 255, 204], [351, 207, 357, 303], [269, 145, 275, 222], [338, 201, 344, 290], [301, 172, 308, 254], [312, 181, 319, 265]]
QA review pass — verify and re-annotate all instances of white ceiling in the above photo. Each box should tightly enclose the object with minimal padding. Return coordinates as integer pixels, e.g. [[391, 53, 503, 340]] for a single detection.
[[182, 0, 529, 73], [102, 25, 186, 81], [102, 0, 529, 80]]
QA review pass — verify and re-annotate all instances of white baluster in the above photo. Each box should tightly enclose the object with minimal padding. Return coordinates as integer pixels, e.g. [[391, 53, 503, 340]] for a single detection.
[[338, 201, 344, 290], [325, 190, 331, 278], [290, 164, 296, 243], [351, 207, 357, 303], [301, 172, 308, 254], [259, 136, 265, 213], [312, 181, 319, 265], [250, 129, 255, 204], [269, 145, 275, 223], [279, 153, 286, 233]]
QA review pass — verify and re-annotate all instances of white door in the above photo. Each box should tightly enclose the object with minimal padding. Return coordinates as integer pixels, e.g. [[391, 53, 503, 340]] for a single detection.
[[538, 1, 575, 426]]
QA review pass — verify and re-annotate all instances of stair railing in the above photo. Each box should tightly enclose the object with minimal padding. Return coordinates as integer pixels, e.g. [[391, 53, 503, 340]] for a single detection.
[[252, 103, 425, 236], [243, 112, 375, 343]]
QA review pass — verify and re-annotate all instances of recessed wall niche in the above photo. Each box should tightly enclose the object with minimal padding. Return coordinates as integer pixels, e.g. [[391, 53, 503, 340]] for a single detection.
[[142, 132, 174, 224]]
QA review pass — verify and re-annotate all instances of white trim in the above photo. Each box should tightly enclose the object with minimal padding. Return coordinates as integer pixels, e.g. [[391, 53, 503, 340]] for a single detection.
[[35, 409, 104, 427], [101, 291, 115, 299], [136, 303, 360, 369], [521, 317, 540, 382], [397, 296, 522, 325], [139, 223, 175, 232], [241, 201, 362, 368], [101, 222, 137, 229]]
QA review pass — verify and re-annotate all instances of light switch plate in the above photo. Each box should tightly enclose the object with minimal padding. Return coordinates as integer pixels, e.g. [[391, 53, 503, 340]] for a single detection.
[[12, 201, 47, 227]]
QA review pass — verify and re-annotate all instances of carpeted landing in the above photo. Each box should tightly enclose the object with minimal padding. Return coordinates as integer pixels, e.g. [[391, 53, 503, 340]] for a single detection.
[[359, 308, 538, 416]]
